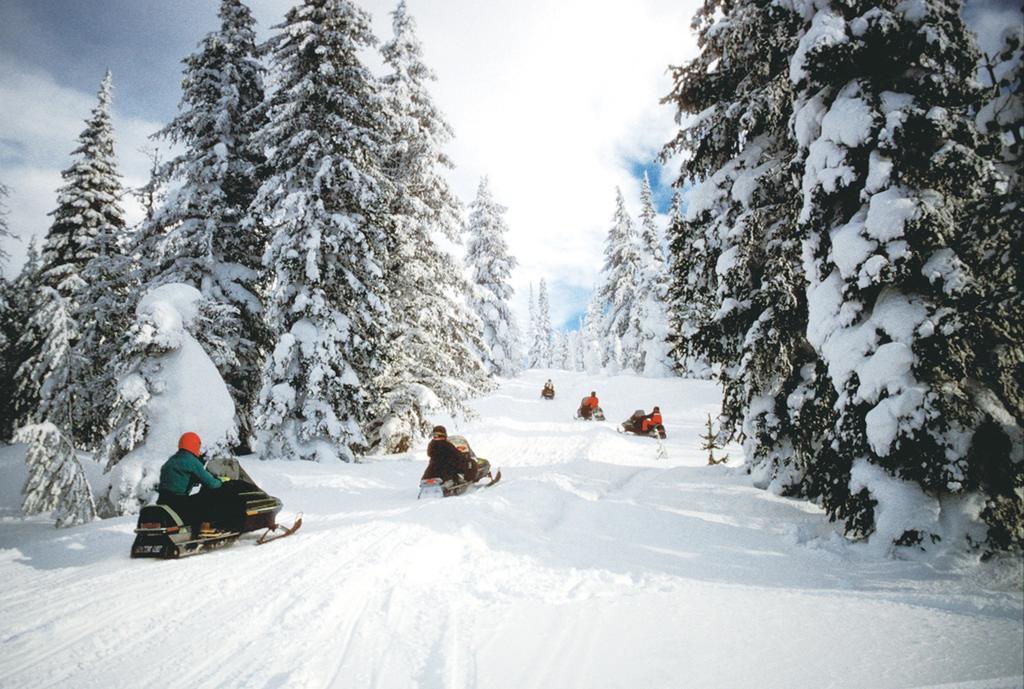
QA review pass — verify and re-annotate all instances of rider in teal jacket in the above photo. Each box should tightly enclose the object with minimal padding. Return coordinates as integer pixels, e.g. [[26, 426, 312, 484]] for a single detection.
[[158, 448, 222, 497], [157, 432, 223, 532]]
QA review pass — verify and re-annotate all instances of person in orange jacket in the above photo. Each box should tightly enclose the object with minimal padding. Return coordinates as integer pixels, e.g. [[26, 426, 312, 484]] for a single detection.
[[579, 391, 600, 420], [641, 406, 666, 438]]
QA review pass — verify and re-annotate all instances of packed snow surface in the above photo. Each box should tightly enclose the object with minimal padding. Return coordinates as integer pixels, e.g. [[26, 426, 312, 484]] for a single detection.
[[1, 370, 1021, 689]]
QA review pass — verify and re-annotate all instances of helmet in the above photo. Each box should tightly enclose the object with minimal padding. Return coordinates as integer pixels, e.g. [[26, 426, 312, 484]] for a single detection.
[[178, 432, 202, 456], [431, 425, 448, 439], [590, 391, 596, 396], [653, 406, 660, 412]]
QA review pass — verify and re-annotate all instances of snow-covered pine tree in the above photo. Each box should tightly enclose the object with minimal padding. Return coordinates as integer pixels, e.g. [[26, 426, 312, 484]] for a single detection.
[[466, 176, 522, 377], [977, 25, 1023, 185], [526, 283, 537, 368], [15, 422, 96, 527], [667, 187, 683, 230], [599, 189, 645, 372], [371, 0, 492, 453], [573, 318, 586, 372], [567, 329, 581, 371], [0, 241, 40, 441], [15, 287, 80, 431], [97, 284, 238, 515], [531, 278, 553, 368], [139, 0, 268, 449], [553, 330, 572, 370], [37, 73, 121, 295], [0, 182, 15, 438], [635, 172, 672, 376], [74, 226, 139, 448], [16, 72, 128, 446], [253, 0, 391, 462], [0, 182, 11, 269], [661, 0, 826, 494], [581, 290, 605, 374], [966, 27, 1023, 528], [793, 0, 1022, 549], [133, 147, 166, 223]]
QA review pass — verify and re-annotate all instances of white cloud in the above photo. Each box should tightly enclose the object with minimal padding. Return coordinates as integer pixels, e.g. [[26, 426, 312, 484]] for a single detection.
[[0, 52, 159, 276]]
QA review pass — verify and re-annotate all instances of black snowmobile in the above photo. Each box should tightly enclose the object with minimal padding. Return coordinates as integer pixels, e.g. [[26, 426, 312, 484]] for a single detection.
[[418, 435, 501, 498], [131, 457, 301, 559], [575, 397, 605, 421], [618, 410, 667, 439]]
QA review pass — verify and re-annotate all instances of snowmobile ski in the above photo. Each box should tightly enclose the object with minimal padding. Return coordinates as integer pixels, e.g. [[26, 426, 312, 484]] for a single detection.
[[418, 469, 502, 498], [256, 514, 303, 545]]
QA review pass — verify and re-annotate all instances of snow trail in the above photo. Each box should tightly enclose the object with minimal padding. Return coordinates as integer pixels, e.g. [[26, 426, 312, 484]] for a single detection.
[[0, 370, 1021, 689]]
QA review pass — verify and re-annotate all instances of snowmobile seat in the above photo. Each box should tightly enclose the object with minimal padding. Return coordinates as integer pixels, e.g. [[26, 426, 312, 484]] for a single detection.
[[621, 410, 647, 434], [135, 504, 186, 533]]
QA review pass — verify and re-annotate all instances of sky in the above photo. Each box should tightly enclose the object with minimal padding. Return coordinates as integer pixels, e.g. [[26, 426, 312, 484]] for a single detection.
[[0, 0, 701, 332], [1, 0, 1015, 332]]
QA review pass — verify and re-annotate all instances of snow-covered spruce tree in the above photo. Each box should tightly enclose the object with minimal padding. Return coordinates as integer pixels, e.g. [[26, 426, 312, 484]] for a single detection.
[[635, 172, 673, 376], [667, 187, 683, 229], [253, 0, 391, 462], [662, 0, 828, 494], [977, 25, 1023, 185], [793, 0, 1023, 549], [573, 318, 586, 372], [530, 278, 553, 368], [581, 290, 605, 374], [139, 0, 268, 449], [37, 74, 121, 295], [15, 423, 96, 527], [74, 224, 139, 449], [526, 283, 537, 368], [0, 181, 11, 269], [16, 72, 128, 446], [0, 183, 17, 439], [15, 287, 80, 432], [370, 1, 492, 453], [599, 189, 645, 372], [97, 284, 237, 515], [553, 331, 573, 370], [0, 241, 40, 441], [466, 176, 522, 377]]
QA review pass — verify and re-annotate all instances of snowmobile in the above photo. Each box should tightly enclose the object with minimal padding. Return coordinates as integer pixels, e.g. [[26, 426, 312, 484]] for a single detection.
[[617, 410, 667, 439], [131, 457, 301, 559], [541, 385, 555, 400], [418, 435, 501, 498], [574, 398, 605, 421]]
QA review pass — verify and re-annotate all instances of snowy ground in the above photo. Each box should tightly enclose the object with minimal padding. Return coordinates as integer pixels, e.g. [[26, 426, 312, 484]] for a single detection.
[[0, 370, 1021, 689]]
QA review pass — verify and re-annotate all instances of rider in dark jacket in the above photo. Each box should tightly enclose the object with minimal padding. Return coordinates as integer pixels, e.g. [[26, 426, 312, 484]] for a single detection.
[[422, 426, 477, 483]]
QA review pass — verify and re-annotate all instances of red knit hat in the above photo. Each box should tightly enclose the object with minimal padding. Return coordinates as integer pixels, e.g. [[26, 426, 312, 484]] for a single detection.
[[178, 432, 202, 456]]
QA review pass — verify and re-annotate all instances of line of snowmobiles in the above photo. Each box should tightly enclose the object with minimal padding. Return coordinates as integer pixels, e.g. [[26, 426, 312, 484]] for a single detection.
[[132, 403, 662, 559]]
